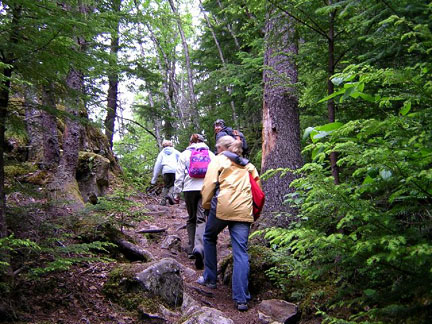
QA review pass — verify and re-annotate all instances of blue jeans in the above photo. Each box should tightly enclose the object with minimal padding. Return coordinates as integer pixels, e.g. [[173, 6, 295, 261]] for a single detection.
[[203, 206, 251, 303]]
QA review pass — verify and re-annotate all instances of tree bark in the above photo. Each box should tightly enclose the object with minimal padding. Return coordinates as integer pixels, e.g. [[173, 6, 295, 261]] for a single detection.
[[0, 5, 21, 237], [49, 3, 88, 210], [0, 66, 11, 238], [104, 0, 121, 149], [41, 84, 60, 168], [58, 69, 83, 181], [24, 87, 44, 162], [260, 11, 303, 228]]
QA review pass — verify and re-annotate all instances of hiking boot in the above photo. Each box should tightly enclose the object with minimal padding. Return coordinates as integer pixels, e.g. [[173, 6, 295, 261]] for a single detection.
[[236, 302, 248, 312], [193, 251, 204, 270], [196, 276, 216, 289], [166, 193, 175, 205], [187, 253, 195, 259], [160, 198, 167, 206]]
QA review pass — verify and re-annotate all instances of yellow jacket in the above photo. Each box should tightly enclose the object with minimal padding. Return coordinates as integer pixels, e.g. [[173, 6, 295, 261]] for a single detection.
[[201, 152, 261, 223]]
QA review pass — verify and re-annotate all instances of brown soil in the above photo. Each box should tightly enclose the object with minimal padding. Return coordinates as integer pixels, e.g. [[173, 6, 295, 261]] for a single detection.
[[2, 194, 265, 324]]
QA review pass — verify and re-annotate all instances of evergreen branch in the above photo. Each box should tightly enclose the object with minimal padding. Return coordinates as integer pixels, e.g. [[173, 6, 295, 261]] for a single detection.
[[115, 115, 157, 141], [379, 0, 415, 32], [334, 47, 350, 66], [268, 0, 328, 39], [13, 30, 62, 63]]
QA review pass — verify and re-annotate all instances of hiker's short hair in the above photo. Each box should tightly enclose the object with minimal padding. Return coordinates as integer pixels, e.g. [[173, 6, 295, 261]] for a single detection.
[[214, 119, 225, 127], [162, 140, 173, 147], [190, 134, 205, 143], [216, 135, 243, 155]]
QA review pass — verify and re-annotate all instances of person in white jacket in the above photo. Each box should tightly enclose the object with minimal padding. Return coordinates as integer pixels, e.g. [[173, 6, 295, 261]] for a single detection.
[[151, 140, 181, 206], [173, 134, 215, 269]]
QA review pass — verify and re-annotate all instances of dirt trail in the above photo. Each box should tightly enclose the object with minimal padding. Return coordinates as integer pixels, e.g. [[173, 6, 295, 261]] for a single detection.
[[127, 195, 261, 324], [5, 194, 264, 324]]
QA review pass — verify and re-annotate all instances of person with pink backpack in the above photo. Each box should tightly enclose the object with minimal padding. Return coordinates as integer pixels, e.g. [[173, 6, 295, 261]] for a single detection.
[[173, 134, 215, 269]]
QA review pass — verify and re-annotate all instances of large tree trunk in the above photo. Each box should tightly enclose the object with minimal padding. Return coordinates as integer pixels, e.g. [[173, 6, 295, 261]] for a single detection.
[[49, 2, 87, 210], [49, 67, 84, 210], [260, 11, 303, 228], [104, 0, 121, 148], [41, 84, 60, 168]]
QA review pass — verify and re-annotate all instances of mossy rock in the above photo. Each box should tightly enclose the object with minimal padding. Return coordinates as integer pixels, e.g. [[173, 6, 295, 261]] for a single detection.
[[20, 170, 51, 185], [77, 152, 110, 176], [49, 180, 85, 210], [219, 245, 279, 296], [84, 125, 121, 175], [4, 162, 38, 179], [77, 151, 110, 202], [249, 245, 278, 294], [103, 263, 170, 315]]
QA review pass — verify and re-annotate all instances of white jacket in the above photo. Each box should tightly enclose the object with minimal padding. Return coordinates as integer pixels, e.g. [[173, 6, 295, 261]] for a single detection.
[[151, 147, 181, 184], [174, 142, 215, 193]]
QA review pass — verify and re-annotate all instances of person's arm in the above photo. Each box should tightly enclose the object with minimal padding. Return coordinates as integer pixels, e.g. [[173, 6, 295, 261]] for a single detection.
[[250, 166, 262, 189], [173, 151, 188, 196], [208, 150, 216, 160], [151, 152, 163, 184], [201, 158, 220, 209]]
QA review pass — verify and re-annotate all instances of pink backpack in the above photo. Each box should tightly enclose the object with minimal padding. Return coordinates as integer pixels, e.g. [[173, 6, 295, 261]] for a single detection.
[[188, 147, 211, 178]]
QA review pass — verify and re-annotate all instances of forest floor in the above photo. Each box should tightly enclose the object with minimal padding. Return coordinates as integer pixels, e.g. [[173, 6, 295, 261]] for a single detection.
[[4, 193, 267, 324]]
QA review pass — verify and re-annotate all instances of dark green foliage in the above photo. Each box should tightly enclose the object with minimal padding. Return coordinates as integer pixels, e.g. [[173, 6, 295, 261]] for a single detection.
[[257, 1, 432, 322]]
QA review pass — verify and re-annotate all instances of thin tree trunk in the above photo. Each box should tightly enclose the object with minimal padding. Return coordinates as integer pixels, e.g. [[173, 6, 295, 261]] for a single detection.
[[260, 10, 303, 228], [144, 23, 184, 129], [168, 0, 198, 127], [104, 0, 121, 148], [199, 0, 238, 126], [0, 5, 21, 237], [147, 91, 162, 149], [216, 0, 241, 50], [0, 66, 11, 238], [327, 3, 340, 184]]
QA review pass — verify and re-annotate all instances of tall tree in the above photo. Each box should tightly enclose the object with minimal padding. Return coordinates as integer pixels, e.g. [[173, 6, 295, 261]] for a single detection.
[[0, 3, 25, 236], [48, 3, 90, 210], [199, 0, 238, 126], [104, 0, 121, 148], [260, 9, 303, 227], [168, 0, 198, 127]]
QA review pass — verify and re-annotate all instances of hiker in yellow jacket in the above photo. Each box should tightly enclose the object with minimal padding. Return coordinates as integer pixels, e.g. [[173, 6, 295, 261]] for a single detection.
[[198, 135, 261, 312]]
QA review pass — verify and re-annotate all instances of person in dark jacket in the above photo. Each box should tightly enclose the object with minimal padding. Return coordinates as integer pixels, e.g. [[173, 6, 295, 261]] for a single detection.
[[213, 119, 248, 156]]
